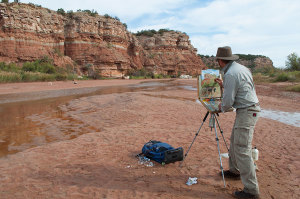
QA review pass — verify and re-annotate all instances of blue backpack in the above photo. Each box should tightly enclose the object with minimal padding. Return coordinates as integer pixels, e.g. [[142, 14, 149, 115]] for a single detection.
[[141, 140, 183, 164]]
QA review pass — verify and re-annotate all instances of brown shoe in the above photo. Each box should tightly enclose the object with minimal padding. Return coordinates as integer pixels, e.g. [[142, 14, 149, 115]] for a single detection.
[[233, 190, 259, 199], [220, 170, 240, 179]]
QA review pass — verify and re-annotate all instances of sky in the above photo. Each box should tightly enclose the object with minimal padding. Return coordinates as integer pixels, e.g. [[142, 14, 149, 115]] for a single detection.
[[20, 0, 300, 68]]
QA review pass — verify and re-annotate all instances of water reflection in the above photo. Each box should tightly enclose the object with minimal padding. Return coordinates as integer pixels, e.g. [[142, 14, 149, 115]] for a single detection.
[[0, 81, 173, 158], [179, 85, 197, 91], [260, 109, 300, 128]]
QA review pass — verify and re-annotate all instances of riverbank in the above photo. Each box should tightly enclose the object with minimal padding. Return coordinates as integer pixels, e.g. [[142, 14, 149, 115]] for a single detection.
[[0, 79, 157, 104], [0, 79, 299, 198]]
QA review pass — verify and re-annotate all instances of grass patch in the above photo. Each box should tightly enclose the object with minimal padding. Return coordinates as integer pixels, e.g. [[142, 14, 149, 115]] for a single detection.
[[0, 59, 84, 83], [253, 73, 272, 83], [21, 72, 56, 82], [285, 84, 300, 92], [0, 71, 22, 83], [253, 69, 300, 84], [273, 71, 300, 82], [127, 68, 173, 79]]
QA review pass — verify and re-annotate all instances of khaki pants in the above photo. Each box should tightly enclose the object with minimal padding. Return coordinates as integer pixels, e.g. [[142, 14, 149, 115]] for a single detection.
[[229, 105, 260, 195]]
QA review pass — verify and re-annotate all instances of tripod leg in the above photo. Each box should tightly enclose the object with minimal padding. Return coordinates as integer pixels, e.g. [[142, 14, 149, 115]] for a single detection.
[[180, 111, 209, 167], [214, 115, 229, 151], [213, 114, 226, 187]]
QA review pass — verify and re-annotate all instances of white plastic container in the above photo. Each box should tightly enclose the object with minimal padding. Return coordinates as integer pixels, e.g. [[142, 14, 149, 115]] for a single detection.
[[221, 153, 229, 158], [252, 147, 259, 161]]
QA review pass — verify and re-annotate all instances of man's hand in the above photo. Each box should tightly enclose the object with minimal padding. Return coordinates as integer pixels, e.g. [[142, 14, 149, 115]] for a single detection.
[[214, 78, 223, 88], [218, 102, 222, 112]]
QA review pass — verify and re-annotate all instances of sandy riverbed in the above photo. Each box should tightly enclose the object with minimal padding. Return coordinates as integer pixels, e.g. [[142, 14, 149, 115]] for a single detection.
[[0, 79, 299, 199]]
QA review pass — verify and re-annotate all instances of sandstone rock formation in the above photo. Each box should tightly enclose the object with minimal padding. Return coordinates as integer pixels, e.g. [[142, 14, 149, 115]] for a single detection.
[[0, 3, 205, 77], [200, 55, 274, 71], [137, 31, 204, 76]]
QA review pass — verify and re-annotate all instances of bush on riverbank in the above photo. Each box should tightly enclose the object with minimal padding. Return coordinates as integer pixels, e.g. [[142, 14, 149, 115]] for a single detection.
[[0, 59, 79, 83], [126, 68, 172, 79], [253, 68, 300, 83], [286, 84, 300, 92], [253, 67, 300, 92]]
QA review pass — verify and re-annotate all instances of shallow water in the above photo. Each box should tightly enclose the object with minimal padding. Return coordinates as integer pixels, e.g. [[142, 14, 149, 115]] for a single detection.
[[0, 81, 174, 158], [179, 85, 197, 91], [0, 80, 298, 158], [260, 109, 300, 128], [196, 99, 300, 127]]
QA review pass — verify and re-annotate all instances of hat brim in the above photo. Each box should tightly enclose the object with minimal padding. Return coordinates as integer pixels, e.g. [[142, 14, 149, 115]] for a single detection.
[[216, 54, 239, 61]]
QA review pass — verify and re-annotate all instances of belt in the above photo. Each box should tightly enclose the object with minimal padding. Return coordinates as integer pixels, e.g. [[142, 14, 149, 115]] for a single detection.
[[237, 103, 260, 110], [249, 102, 260, 107]]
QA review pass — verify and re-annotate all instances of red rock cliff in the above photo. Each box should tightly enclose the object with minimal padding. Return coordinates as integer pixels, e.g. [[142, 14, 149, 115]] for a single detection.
[[0, 3, 205, 77], [137, 31, 204, 76]]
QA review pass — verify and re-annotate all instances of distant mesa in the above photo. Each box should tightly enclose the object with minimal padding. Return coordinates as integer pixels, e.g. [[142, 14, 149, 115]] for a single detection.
[[0, 3, 205, 78]]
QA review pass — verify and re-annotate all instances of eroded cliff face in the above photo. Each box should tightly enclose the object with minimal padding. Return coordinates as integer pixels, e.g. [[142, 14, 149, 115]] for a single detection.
[[201, 56, 274, 71], [0, 3, 204, 77], [137, 32, 204, 75]]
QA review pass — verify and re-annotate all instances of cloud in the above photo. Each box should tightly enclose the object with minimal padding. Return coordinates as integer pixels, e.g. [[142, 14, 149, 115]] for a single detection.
[[20, 0, 300, 68], [22, 0, 186, 21], [173, 0, 300, 68]]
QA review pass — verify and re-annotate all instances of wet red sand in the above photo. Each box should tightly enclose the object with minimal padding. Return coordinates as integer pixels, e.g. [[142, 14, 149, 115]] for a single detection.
[[0, 79, 299, 199]]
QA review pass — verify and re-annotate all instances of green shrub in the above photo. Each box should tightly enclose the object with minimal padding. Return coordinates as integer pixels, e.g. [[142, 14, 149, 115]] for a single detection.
[[22, 58, 56, 74], [66, 10, 74, 18], [135, 29, 157, 37], [158, 29, 172, 35], [274, 73, 289, 82], [126, 68, 172, 79], [0, 62, 20, 72], [285, 52, 300, 71], [55, 73, 67, 81], [253, 66, 275, 75], [286, 84, 300, 92], [129, 76, 146, 79], [273, 71, 300, 82], [127, 68, 150, 77], [236, 54, 267, 60], [153, 74, 164, 79], [253, 73, 271, 83], [67, 74, 78, 80], [0, 71, 22, 83], [21, 72, 56, 82], [57, 8, 66, 16], [39, 63, 56, 74], [288, 71, 300, 81], [104, 14, 112, 19], [78, 9, 98, 17], [22, 62, 37, 72]]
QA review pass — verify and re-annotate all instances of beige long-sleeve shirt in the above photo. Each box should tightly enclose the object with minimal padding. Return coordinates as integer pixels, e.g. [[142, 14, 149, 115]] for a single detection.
[[221, 61, 259, 112]]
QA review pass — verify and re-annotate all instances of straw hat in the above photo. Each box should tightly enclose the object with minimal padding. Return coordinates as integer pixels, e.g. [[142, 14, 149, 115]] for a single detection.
[[216, 46, 239, 61]]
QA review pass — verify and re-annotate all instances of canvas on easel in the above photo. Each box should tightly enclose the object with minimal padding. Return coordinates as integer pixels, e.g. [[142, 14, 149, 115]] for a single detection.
[[197, 69, 222, 113]]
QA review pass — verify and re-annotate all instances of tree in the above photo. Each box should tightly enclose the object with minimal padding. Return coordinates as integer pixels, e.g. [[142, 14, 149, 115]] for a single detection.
[[57, 8, 66, 16], [285, 52, 300, 71], [1, 0, 9, 3]]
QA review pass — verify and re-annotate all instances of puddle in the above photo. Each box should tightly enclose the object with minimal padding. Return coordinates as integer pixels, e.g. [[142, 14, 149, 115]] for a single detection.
[[260, 109, 300, 127], [129, 81, 167, 88], [0, 81, 173, 158], [179, 85, 197, 91], [196, 100, 300, 128]]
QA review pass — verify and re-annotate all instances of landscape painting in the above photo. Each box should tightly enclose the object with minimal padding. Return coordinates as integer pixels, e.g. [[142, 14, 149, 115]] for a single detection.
[[197, 69, 222, 113]]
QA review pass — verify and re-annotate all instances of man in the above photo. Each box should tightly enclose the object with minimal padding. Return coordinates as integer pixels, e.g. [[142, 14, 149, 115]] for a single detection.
[[214, 46, 261, 199]]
